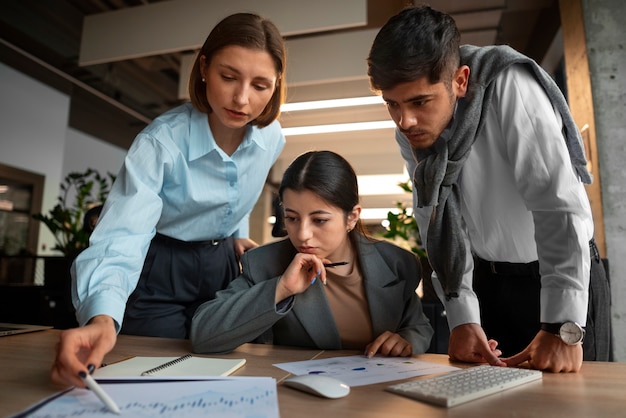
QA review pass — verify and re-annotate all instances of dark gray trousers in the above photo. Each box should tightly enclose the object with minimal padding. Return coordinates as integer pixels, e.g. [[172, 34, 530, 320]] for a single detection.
[[121, 233, 239, 339]]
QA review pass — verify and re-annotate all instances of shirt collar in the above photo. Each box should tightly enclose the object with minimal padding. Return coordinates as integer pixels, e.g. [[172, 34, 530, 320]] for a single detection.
[[188, 107, 268, 161]]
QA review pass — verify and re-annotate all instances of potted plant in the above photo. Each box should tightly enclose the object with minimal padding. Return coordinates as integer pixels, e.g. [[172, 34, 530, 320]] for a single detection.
[[33, 169, 115, 289], [376, 180, 436, 299], [378, 181, 426, 259], [33, 169, 115, 259]]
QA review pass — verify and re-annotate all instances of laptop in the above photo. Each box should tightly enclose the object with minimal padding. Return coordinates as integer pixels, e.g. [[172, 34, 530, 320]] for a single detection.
[[0, 323, 53, 336]]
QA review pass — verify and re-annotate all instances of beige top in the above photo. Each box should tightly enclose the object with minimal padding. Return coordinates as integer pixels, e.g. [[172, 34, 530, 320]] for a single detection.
[[324, 265, 374, 349]]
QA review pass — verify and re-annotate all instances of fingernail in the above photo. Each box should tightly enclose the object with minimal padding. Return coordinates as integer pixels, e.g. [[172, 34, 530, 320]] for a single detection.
[[87, 364, 96, 374], [310, 276, 317, 285], [78, 370, 87, 378]]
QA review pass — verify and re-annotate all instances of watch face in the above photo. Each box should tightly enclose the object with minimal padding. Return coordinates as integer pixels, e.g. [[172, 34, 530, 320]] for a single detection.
[[559, 322, 584, 345]]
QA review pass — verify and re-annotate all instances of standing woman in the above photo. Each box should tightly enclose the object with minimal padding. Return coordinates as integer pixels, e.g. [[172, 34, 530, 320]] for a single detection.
[[191, 151, 433, 356], [52, 12, 287, 387]]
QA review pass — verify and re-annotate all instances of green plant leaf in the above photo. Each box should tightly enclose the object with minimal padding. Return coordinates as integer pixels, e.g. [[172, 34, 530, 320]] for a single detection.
[[32, 169, 116, 257]]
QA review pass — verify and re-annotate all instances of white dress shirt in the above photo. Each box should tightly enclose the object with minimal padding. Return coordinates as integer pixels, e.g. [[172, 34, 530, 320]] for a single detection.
[[396, 64, 593, 330]]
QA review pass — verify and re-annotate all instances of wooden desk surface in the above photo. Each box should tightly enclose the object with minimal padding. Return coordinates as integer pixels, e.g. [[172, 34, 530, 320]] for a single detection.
[[1, 329, 625, 417]]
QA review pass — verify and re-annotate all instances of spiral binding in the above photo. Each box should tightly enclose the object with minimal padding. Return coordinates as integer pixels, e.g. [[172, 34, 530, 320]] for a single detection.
[[140, 354, 192, 376]]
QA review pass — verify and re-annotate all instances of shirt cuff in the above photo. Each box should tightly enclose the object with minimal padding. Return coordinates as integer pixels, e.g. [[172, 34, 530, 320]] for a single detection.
[[275, 296, 294, 314], [540, 288, 588, 326], [431, 276, 481, 330]]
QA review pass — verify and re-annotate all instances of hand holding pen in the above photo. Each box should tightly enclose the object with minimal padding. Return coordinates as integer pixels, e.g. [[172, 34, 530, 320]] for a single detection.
[[311, 261, 349, 285], [275, 254, 348, 302], [79, 366, 120, 414], [314, 261, 349, 284]]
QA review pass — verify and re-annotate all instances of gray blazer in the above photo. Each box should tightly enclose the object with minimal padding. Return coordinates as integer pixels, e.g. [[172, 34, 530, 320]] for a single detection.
[[191, 235, 433, 354]]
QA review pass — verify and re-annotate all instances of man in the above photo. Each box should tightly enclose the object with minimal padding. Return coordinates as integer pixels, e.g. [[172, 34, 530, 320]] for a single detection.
[[367, 5, 610, 372]]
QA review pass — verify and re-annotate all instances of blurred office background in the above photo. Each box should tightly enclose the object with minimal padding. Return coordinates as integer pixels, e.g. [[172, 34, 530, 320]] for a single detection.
[[1, 0, 624, 358]]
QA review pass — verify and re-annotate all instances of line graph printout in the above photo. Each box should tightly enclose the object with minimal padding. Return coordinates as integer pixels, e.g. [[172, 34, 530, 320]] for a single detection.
[[274, 355, 459, 387], [13, 377, 278, 418]]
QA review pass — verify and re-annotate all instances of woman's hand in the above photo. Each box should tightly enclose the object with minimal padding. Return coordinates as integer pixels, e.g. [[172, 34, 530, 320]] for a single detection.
[[275, 253, 327, 303], [51, 315, 117, 388], [364, 331, 413, 358], [234, 238, 259, 257]]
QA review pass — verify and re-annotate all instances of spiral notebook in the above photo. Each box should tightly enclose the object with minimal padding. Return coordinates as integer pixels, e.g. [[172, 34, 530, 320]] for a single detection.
[[93, 354, 246, 378]]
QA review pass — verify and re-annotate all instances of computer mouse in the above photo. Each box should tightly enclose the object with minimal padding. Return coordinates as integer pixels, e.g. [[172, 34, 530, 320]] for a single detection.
[[283, 374, 350, 399]]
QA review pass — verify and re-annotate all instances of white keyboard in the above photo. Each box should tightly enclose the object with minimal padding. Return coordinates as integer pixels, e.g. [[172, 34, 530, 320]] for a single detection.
[[386, 365, 542, 407]]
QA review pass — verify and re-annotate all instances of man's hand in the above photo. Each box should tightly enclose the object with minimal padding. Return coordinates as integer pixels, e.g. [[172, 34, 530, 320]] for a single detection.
[[448, 323, 506, 366], [51, 316, 117, 387], [503, 330, 583, 372]]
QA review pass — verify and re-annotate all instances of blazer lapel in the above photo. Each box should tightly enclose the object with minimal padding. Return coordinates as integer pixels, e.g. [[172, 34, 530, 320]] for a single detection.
[[358, 238, 408, 338], [291, 280, 341, 348]]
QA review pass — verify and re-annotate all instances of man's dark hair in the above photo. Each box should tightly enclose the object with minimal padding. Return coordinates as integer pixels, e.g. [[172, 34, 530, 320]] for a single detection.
[[367, 5, 461, 91]]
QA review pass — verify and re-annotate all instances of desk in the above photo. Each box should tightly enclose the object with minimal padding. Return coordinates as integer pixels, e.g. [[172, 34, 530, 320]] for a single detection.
[[1, 330, 625, 417]]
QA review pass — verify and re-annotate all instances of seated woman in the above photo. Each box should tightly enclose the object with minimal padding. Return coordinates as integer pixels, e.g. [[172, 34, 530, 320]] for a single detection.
[[191, 151, 433, 356]]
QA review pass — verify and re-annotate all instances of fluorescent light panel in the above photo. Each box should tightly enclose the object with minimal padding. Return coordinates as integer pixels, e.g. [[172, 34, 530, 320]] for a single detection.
[[357, 174, 409, 196], [280, 96, 392, 135], [281, 95, 384, 112], [282, 120, 395, 136], [361, 207, 397, 220]]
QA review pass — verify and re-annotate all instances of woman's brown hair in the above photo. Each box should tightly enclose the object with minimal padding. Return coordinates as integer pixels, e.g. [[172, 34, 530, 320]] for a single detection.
[[188, 13, 286, 127]]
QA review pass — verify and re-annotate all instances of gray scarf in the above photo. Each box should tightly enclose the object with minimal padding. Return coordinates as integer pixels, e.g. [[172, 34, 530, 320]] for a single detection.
[[412, 44, 591, 299]]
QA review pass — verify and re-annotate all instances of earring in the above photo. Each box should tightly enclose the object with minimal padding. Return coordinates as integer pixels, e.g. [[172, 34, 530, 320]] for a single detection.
[[202, 78, 206, 83]]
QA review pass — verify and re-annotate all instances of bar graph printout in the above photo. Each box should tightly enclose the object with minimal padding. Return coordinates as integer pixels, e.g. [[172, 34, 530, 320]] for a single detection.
[[12, 377, 278, 418]]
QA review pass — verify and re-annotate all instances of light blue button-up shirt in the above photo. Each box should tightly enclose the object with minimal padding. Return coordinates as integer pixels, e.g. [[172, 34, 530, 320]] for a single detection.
[[72, 102, 285, 329]]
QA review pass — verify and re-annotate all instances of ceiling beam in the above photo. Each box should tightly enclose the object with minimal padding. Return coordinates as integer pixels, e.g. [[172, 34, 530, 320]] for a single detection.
[[79, 0, 367, 66]]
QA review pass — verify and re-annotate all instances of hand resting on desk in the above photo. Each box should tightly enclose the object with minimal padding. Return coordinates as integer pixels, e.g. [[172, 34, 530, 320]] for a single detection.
[[448, 323, 583, 373], [447, 324, 506, 367], [503, 330, 583, 373]]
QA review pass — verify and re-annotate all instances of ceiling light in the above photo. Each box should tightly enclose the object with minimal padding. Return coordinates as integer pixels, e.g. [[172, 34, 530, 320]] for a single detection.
[[358, 174, 410, 196], [360, 207, 400, 220], [281, 96, 384, 112], [282, 120, 395, 136]]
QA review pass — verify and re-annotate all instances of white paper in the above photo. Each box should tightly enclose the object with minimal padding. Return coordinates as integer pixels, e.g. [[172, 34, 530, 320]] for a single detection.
[[13, 377, 279, 418], [274, 355, 460, 387]]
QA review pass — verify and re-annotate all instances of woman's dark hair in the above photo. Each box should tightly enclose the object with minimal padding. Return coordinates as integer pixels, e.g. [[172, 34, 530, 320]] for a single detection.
[[188, 12, 286, 127], [367, 5, 460, 91], [279, 151, 367, 247], [82, 204, 103, 234]]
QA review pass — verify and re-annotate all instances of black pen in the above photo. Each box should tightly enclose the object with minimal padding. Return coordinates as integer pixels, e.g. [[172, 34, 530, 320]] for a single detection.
[[323, 261, 349, 268]]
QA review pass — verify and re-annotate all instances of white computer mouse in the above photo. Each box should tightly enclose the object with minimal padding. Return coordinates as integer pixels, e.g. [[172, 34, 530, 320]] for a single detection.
[[283, 374, 350, 399]]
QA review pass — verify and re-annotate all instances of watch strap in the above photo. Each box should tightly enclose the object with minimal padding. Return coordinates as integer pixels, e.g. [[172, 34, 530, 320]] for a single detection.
[[540, 323, 562, 334]]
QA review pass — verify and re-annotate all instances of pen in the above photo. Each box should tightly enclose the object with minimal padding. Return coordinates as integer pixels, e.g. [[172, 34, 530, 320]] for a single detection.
[[323, 261, 349, 268], [79, 370, 121, 414]]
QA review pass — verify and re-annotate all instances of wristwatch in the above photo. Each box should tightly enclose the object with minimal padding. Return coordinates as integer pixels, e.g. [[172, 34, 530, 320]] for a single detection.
[[541, 322, 585, 345]]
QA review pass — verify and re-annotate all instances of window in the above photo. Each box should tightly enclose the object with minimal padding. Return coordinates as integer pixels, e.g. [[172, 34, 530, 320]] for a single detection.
[[0, 163, 44, 284]]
